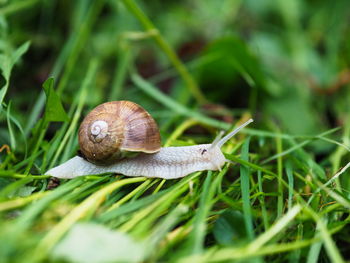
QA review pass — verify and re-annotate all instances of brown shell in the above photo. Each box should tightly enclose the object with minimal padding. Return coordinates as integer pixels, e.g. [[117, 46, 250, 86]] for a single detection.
[[78, 101, 161, 165]]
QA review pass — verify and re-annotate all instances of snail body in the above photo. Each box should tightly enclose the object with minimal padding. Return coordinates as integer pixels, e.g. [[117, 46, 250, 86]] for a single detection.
[[46, 144, 224, 179], [46, 101, 253, 179]]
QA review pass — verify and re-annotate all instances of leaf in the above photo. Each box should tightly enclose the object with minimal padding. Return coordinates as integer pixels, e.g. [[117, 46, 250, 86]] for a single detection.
[[43, 77, 69, 123], [0, 178, 11, 191], [52, 223, 146, 263], [196, 36, 266, 103], [10, 186, 36, 198], [0, 41, 30, 104], [0, 41, 30, 81], [265, 87, 323, 135], [213, 210, 248, 246]]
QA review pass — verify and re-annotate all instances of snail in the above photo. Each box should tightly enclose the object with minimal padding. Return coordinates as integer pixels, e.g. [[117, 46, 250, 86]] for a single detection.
[[46, 101, 253, 179]]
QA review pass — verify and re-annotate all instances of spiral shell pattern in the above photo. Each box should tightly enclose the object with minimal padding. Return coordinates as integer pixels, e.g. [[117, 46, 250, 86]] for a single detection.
[[78, 101, 161, 165]]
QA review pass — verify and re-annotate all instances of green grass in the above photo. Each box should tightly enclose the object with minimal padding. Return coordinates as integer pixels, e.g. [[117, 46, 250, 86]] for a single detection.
[[1, 0, 350, 262]]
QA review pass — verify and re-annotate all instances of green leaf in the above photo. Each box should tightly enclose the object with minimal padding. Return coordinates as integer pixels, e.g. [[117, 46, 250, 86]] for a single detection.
[[197, 36, 265, 99], [52, 223, 146, 263], [10, 186, 36, 199], [213, 210, 248, 246], [0, 178, 11, 191], [43, 77, 69, 123], [0, 41, 30, 104]]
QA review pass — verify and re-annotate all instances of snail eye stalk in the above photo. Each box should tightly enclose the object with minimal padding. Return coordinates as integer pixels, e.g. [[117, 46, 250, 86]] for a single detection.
[[215, 119, 253, 148]]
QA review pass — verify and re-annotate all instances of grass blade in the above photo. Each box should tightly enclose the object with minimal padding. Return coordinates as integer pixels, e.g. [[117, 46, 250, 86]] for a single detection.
[[240, 137, 254, 240]]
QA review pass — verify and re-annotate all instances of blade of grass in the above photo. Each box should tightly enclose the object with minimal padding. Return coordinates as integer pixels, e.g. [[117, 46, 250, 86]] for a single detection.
[[0, 177, 32, 198], [2, 103, 27, 158], [164, 119, 199, 147], [186, 171, 213, 255], [247, 204, 302, 252], [330, 114, 350, 173], [108, 42, 132, 100], [121, 0, 206, 104], [182, 205, 302, 263], [24, 120, 48, 174], [289, 223, 303, 262], [97, 189, 168, 223], [262, 127, 342, 164], [120, 173, 200, 234], [32, 177, 147, 261], [106, 179, 152, 212], [146, 204, 189, 260], [6, 101, 16, 150], [0, 0, 40, 16], [307, 239, 323, 263], [14, 178, 84, 231], [0, 179, 84, 260], [316, 181, 350, 209], [0, 191, 48, 212], [303, 207, 345, 263], [285, 160, 294, 210], [153, 179, 166, 194], [276, 133, 283, 218], [0, 170, 50, 179], [240, 137, 254, 240], [25, 0, 105, 135], [25, 76, 68, 174], [48, 59, 98, 170], [226, 154, 277, 177], [257, 171, 269, 230], [307, 161, 350, 205], [131, 73, 229, 129]]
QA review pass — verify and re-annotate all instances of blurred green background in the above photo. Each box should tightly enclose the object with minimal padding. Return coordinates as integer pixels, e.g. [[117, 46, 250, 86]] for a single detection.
[[1, 0, 350, 147]]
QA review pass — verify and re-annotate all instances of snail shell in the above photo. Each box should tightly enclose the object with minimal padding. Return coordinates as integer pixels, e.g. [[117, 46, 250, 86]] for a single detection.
[[78, 101, 161, 165]]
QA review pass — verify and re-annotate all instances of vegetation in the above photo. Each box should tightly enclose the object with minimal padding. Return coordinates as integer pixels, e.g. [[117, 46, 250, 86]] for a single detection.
[[1, 0, 350, 262]]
